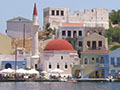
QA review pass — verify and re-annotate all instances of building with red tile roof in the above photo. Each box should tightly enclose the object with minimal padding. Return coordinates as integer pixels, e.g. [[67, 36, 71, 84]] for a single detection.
[[44, 39, 75, 51], [40, 39, 80, 77]]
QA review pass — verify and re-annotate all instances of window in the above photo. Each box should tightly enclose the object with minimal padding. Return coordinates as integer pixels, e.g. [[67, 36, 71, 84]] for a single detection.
[[111, 57, 115, 65], [73, 31, 77, 37], [61, 56, 63, 60], [51, 10, 55, 15], [99, 32, 102, 35], [101, 57, 104, 64], [87, 41, 90, 47], [92, 41, 96, 49], [57, 63, 60, 69], [65, 63, 68, 69], [96, 57, 99, 63], [84, 57, 89, 64], [98, 41, 102, 47], [62, 31, 66, 36], [92, 9, 94, 12], [61, 10, 64, 16], [35, 64, 37, 69], [79, 41, 82, 47], [68, 31, 71, 37], [111, 70, 116, 76], [92, 57, 95, 60], [117, 57, 120, 65], [56, 10, 59, 16], [49, 63, 52, 69], [19, 19, 21, 21], [79, 31, 82, 36]]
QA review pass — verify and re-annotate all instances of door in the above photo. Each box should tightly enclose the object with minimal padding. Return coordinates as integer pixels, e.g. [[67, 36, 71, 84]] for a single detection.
[[92, 41, 96, 49]]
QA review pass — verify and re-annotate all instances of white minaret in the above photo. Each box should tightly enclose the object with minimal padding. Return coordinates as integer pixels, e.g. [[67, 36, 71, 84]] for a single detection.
[[32, 3, 39, 69]]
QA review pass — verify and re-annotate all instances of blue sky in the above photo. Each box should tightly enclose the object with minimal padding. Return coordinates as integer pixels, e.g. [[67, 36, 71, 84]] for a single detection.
[[0, 0, 120, 34]]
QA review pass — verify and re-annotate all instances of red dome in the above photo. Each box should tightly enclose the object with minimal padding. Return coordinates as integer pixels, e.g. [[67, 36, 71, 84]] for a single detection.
[[44, 39, 75, 51]]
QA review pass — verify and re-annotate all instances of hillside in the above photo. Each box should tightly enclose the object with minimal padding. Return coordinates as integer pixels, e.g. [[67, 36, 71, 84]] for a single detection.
[[11, 30, 54, 53]]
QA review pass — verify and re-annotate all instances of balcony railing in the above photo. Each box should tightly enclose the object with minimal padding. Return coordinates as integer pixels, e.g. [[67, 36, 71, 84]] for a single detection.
[[99, 64, 105, 67], [113, 64, 120, 67]]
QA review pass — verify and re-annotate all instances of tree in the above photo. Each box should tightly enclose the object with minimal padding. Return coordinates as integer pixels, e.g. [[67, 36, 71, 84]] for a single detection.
[[45, 23, 54, 36], [105, 27, 120, 44], [110, 10, 120, 24]]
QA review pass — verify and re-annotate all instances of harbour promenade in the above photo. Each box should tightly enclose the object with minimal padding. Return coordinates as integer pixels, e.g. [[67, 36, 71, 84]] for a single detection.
[[0, 78, 119, 82]]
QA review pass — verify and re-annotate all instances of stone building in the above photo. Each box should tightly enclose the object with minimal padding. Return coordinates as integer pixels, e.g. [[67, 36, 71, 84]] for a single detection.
[[6, 17, 32, 39], [56, 23, 85, 51], [82, 33, 108, 51], [43, 7, 109, 29], [85, 27, 104, 36], [56, 24, 105, 56], [39, 39, 80, 77]]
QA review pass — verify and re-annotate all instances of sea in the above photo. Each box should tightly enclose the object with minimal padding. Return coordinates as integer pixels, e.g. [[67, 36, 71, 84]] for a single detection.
[[0, 82, 120, 90]]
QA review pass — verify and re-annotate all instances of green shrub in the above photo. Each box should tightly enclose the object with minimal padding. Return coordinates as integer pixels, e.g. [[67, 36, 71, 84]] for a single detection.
[[110, 45, 120, 51]]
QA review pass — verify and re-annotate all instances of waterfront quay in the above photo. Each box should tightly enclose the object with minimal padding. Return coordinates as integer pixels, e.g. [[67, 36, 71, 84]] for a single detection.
[[0, 78, 119, 82]]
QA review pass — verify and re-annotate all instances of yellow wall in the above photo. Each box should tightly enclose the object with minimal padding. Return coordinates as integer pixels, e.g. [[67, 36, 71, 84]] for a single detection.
[[0, 33, 12, 54], [82, 64, 98, 77]]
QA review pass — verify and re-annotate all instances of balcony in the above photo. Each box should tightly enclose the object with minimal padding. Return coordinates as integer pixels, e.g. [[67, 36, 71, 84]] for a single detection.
[[99, 64, 105, 67], [113, 64, 120, 67]]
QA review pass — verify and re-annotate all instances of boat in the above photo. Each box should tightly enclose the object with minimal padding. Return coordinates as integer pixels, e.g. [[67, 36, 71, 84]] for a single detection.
[[106, 75, 114, 82]]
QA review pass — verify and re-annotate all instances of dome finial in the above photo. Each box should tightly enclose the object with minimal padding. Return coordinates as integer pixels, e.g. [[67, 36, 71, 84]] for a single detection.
[[33, 3, 37, 16]]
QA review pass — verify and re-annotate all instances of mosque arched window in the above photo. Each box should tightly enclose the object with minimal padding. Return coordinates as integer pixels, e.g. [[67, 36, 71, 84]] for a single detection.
[[57, 63, 60, 69], [48, 63, 52, 69], [65, 63, 68, 69]]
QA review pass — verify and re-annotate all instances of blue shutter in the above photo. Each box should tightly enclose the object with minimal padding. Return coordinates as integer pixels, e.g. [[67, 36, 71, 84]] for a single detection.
[[111, 57, 114, 65], [117, 57, 120, 66]]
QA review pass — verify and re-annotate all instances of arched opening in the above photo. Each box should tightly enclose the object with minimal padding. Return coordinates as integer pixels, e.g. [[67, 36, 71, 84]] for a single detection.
[[101, 57, 104, 64], [74, 69, 81, 78], [89, 69, 105, 78], [84, 57, 89, 64], [5, 63, 12, 69]]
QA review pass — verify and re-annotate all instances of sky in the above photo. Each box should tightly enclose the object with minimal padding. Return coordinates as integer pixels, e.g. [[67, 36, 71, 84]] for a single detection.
[[0, 0, 120, 34]]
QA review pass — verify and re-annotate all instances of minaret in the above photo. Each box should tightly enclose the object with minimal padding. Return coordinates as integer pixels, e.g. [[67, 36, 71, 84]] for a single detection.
[[32, 3, 39, 69]]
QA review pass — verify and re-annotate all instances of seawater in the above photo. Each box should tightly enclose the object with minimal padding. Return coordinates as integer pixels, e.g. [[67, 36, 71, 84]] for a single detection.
[[0, 82, 119, 90]]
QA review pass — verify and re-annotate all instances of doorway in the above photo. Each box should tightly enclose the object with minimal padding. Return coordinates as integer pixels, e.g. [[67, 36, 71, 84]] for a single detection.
[[92, 41, 96, 49], [5, 63, 12, 69]]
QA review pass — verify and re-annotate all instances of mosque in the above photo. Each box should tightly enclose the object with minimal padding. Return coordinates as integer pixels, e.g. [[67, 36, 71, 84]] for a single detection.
[[0, 3, 80, 77], [39, 39, 80, 77]]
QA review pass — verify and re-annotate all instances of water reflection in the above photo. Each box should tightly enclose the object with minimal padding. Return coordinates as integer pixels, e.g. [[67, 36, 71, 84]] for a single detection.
[[0, 82, 120, 90]]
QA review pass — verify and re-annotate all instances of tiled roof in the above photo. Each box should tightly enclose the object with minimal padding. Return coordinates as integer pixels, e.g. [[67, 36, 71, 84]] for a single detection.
[[84, 50, 110, 54], [62, 23, 83, 27], [44, 39, 75, 51]]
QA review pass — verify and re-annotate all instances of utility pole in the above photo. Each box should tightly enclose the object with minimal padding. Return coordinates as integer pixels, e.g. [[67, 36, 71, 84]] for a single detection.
[[23, 24, 25, 49], [15, 43, 17, 80]]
